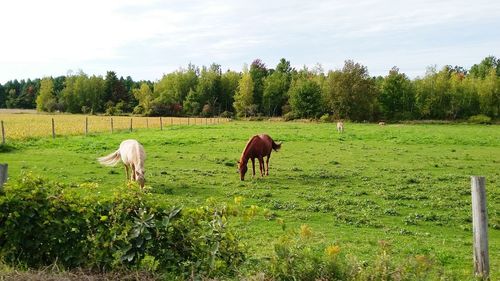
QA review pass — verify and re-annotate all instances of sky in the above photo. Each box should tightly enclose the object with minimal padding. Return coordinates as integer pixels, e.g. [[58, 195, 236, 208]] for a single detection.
[[1, 0, 499, 83]]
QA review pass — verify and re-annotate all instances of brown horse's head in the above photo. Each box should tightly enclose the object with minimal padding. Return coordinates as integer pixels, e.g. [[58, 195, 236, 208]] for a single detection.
[[238, 160, 248, 181]]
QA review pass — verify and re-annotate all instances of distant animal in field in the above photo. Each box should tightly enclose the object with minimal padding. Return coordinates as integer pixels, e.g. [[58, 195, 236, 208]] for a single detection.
[[378, 121, 386, 126], [238, 134, 281, 181], [336, 120, 344, 133], [98, 139, 146, 188]]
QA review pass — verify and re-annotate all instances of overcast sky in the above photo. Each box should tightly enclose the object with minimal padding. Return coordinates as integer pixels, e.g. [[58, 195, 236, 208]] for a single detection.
[[1, 0, 499, 83]]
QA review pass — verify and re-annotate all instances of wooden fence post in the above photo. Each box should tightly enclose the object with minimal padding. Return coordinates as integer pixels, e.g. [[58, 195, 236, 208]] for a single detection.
[[187, 117, 190, 125], [85, 117, 88, 136], [0, 163, 7, 191], [160, 117, 163, 130], [130, 118, 133, 132], [1, 120, 5, 144], [471, 176, 489, 279], [110, 118, 114, 133], [51, 118, 55, 138], [146, 118, 149, 129], [170, 117, 173, 126]]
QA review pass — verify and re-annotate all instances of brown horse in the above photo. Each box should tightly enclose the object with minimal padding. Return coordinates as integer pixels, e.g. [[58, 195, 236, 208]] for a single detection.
[[238, 134, 281, 181]]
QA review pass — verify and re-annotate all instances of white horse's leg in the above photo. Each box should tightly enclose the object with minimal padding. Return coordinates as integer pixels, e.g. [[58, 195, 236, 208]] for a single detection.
[[131, 164, 136, 181], [124, 164, 130, 181]]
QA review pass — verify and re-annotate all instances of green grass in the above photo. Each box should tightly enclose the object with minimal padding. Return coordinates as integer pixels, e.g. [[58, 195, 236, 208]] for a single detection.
[[1, 121, 499, 279]]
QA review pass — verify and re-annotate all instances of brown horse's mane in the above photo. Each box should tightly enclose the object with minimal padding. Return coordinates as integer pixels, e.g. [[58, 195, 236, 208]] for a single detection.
[[239, 135, 259, 163]]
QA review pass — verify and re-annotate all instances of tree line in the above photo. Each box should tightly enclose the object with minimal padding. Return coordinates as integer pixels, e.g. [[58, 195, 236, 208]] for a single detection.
[[1, 56, 499, 121]]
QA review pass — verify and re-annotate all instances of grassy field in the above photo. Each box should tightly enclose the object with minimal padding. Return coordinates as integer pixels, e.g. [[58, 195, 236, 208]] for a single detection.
[[1, 120, 499, 279]]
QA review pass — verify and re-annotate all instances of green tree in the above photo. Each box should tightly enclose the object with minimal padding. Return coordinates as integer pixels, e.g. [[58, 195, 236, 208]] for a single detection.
[[263, 72, 289, 116], [194, 64, 222, 116], [104, 71, 129, 112], [183, 88, 202, 115], [220, 70, 240, 113], [18, 79, 39, 109], [249, 59, 268, 113], [323, 60, 377, 121], [414, 66, 454, 119], [449, 72, 480, 119], [477, 69, 500, 118], [276, 58, 292, 74], [36, 78, 56, 112], [379, 67, 415, 120], [288, 78, 322, 118], [133, 83, 154, 115], [233, 70, 255, 117], [154, 65, 198, 114], [469, 56, 500, 78], [262, 58, 292, 116], [60, 75, 79, 113], [60, 72, 105, 114]]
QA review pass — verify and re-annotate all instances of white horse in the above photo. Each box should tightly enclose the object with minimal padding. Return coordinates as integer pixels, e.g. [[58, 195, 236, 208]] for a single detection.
[[98, 139, 146, 188], [336, 121, 344, 133]]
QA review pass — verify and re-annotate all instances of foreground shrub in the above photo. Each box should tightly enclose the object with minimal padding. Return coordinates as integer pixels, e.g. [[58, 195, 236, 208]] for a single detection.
[[0, 174, 244, 278]]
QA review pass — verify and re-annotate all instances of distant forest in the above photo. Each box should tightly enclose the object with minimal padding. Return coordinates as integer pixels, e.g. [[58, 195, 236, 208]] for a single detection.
[[1, 56, 499, 121]]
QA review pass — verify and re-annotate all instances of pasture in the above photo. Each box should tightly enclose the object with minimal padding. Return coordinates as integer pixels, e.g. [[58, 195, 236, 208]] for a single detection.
[[1, 120, 499, 279]]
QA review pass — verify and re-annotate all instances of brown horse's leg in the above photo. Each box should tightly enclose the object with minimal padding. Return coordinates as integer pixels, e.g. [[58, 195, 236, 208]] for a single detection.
[[266, 155, 270, 176], [258, 157, 264, 177], [251, 158, 256, 178]]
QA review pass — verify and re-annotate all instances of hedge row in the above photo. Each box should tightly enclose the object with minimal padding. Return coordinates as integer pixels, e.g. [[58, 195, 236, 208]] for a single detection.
[[0, 174, 244, 278]]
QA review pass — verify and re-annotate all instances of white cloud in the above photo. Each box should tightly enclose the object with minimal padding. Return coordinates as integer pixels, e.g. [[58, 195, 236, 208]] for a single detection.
[[1, 0, 499, 82]]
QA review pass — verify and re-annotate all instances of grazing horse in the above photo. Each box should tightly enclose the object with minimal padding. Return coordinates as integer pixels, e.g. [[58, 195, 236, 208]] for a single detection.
[[378, 121, 386, 126], [336, 120, 344, 133], [238, 134, 281, 181], [98, 139, 146, 188]]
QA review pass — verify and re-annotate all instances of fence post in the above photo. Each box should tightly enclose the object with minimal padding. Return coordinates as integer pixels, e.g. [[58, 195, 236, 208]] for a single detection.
[[471, 176, 489, 279], [0, 163, 7, 191], [130, 118, 133, 132], [85, 117, 88, 136], [146, 118, 149, 129], [51, 118, 55, 138], [187, 117, 190, 125], [160, 117, 163, 130], [170, 117, 173, 126], [1, 120, 5, 144], [110, 118, 114, 133]]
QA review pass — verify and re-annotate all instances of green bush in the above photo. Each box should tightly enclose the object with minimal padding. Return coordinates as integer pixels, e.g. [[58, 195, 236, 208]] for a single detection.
[[220, 111, 234, 118], [0, 174, 244, 278], [319, 113, 332, 123], [283, 112, 298, 121], [468, 114, 492, 124]]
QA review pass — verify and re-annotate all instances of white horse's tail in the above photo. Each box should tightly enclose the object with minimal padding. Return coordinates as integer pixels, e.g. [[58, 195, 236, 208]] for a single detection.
[[98, 150, 121, 166]]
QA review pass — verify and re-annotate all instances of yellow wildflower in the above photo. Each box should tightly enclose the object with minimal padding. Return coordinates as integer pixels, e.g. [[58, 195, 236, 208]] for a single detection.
[[325, 245, 341, 258], [300, 224, 313, 239], [234, 196, 243, 205]]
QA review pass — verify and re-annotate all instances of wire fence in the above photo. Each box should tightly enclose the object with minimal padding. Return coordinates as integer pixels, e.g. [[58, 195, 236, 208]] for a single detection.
[[0, 113, 228, 142]]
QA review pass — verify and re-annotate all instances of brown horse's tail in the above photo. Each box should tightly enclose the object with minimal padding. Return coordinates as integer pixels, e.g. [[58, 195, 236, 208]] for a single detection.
[[272, 140, 282, 151]]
